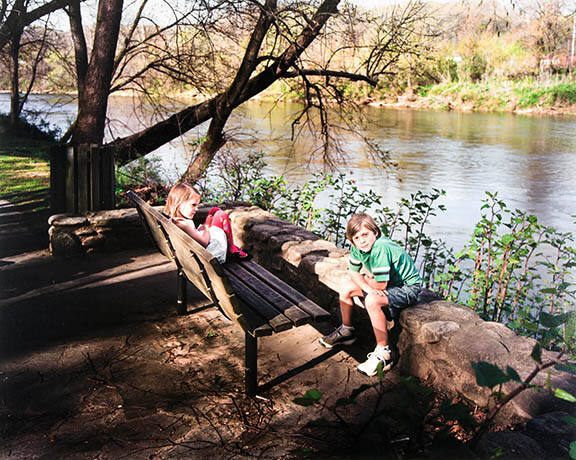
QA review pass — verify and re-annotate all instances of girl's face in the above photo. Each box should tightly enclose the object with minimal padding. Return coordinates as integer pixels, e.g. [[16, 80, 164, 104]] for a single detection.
[[352, 224, 377, 252], [178, 195, 201, 219]]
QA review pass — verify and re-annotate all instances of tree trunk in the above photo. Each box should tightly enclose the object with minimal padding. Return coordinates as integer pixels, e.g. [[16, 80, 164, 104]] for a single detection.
[[73, 0, 123, 145], [180, 0, 278, 183], [182, 125, 227, 183], [9, 29, 22, 127]]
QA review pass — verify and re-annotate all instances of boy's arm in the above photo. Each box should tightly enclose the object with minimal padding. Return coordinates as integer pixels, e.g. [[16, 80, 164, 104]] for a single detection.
[[351, 271, 388, 296]]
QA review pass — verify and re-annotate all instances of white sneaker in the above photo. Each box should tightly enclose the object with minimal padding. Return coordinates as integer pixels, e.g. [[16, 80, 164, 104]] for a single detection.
[[357, 347, 393, 377]]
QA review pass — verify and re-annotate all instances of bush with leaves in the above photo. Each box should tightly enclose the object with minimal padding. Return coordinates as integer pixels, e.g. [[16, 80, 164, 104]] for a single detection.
[[469, 309, 576, 454], [116, 156, 169, 206], [454, 192, 576, 337]]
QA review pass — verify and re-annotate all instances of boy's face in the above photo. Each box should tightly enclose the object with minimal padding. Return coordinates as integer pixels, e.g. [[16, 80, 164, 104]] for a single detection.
[[352, 224, 377, 252], [179, 194, 201, 219]]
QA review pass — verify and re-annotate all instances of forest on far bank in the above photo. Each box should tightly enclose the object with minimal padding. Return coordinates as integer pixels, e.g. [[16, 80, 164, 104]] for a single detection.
[[1, 0, 575, 112]]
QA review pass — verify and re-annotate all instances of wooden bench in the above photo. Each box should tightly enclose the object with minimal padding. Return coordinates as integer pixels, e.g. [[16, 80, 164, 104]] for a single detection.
[[127, 191, 331, 396]]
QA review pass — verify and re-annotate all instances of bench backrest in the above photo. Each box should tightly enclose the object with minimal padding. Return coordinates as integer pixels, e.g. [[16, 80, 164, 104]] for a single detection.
[[127, 192, 247, 328]]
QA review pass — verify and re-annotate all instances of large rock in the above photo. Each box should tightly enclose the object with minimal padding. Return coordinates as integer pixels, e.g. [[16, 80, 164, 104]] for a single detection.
[[49, 208, 154, 256], [476, 431, 546, 459], [525, 411, 575, 458], [49, 228, 83, 256]]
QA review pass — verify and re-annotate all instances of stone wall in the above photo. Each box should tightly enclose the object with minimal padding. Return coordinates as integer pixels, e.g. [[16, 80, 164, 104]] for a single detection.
[[49, 208, 152, 256], [49, 204, 575, 427], [48, 205, 226, 257]]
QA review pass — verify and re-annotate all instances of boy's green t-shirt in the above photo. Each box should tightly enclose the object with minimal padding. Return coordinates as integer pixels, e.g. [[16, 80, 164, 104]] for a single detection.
[[348, 236, 422, 287]]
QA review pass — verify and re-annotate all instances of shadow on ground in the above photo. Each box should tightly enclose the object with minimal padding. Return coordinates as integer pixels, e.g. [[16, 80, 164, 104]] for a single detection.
[[0, 189, 51, 259], [0, 195, 474, 459]]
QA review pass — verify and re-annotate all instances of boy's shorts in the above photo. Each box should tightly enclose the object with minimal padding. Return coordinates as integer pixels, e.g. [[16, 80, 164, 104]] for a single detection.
[[353, 284, 422, 319]]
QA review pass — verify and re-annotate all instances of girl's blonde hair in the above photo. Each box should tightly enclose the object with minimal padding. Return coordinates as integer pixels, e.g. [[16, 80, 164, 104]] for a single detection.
[[163, 183, 201, 218], [346, 213, 381, 242]]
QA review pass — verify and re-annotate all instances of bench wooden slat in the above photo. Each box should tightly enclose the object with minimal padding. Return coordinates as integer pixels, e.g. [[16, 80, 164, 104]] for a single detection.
[[225, 264, 310, 326], [137, 206, 175, 262], [161, 221, 214, 301], [236, 300, 274, 337], [239, 261, 331, 322], [162, 218, 246, 324], [225, 270, 294, 333]]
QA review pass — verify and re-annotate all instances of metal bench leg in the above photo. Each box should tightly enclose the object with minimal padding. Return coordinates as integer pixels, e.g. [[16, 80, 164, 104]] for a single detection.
[[245, 333, 258, 396], [177, 269, 187, 315]]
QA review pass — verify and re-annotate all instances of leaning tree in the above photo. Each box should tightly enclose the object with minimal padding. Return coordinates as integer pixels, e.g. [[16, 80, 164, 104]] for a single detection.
[[59, 0, 438, 183]]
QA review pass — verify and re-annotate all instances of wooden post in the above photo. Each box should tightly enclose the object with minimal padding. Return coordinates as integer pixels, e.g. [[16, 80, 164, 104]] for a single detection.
[[49, 145, 67, 213], [245, 333, 258, 396], [65, 145, 76, 212], [100, 146, 115, 210], [77, 144, 90, 213], [90, 144, 101, 211], [56, 144, 115, 213]]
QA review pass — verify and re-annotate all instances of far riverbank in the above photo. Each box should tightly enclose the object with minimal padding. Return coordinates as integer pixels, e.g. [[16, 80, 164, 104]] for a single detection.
[[363, 79, 576, 116], [3, 78, 576, 116]]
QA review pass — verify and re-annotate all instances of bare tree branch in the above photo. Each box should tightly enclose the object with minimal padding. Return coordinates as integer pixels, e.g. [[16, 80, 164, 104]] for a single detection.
[[0, 0, 75, 52], [180, 0, 278, 182], [20, 19, 51, 114], [281, 69, 377, 85], [109, 0, 342, 164], [67, 0, 88, 89]]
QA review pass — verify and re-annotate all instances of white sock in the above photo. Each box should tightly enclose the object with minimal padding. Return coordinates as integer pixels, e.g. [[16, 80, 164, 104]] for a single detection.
[[375, 345, 390, 353], [341, 324, 355, 332]]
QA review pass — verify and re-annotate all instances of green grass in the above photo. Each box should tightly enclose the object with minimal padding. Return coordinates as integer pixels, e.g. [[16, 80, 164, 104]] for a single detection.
[[0, 155, 50, 202], [0, 116, 56, 208], [411, 79, 576, 112], [515, 82, 576, 108]]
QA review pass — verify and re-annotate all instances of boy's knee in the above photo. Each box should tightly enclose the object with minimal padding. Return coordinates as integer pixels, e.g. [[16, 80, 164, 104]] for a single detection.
[[365, 293, 388, 310], [339, 290, 353, 303]]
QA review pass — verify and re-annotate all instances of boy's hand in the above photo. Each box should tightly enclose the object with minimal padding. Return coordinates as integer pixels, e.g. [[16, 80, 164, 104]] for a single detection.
[[368, 288, 387, 297]]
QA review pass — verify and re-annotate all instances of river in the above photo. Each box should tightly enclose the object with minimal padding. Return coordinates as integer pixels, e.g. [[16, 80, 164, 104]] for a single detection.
[[2, 94, 575, 251]]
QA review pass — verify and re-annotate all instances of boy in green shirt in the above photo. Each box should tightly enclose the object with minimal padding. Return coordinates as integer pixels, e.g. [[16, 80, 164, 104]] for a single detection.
[[319, 213, 422, 376]]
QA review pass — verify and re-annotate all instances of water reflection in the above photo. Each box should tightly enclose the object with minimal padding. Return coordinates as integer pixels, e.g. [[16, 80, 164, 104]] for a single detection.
[[231, 101, 575, 249], [1, 94, 574, 250]]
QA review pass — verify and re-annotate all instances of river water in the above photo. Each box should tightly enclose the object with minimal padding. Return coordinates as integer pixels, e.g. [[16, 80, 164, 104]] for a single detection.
[[2, 94, 575, 251]]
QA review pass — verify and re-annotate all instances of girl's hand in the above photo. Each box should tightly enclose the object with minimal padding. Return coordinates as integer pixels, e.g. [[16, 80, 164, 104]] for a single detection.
[[205, 215, 213, 226]]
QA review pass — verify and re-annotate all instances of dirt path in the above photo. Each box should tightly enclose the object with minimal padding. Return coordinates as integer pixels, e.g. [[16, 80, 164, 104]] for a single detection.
[[0, 192, 434, 459]]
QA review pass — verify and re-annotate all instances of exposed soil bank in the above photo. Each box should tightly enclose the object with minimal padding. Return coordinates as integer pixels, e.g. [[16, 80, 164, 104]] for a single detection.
[[369, 96, 576, 116]]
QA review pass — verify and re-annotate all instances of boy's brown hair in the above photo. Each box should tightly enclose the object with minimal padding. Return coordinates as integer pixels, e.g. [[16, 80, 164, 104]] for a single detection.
[[346, 213, 381, 242], [163, 183, 201, 218]]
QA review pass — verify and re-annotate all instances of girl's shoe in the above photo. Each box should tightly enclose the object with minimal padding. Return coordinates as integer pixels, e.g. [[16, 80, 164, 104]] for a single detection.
[[228, 250, 251, 261]]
